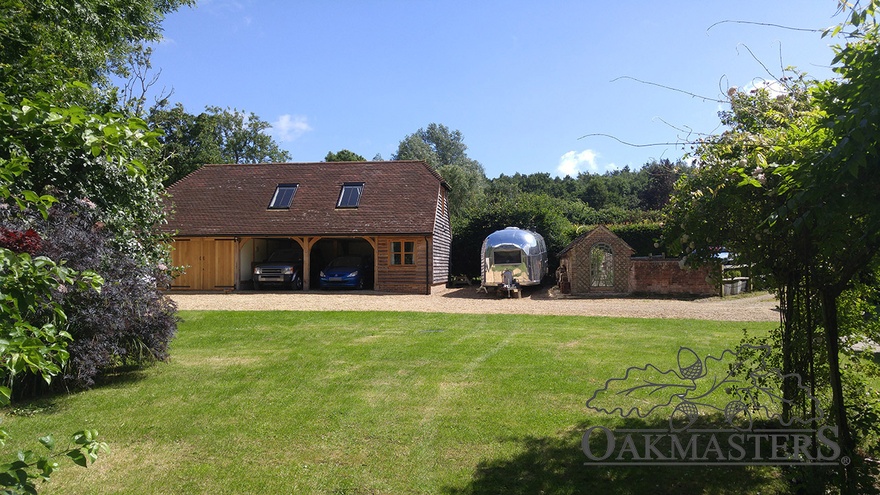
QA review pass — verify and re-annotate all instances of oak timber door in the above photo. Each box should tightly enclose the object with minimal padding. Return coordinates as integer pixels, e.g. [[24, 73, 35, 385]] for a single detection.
[[170, 238, 235, 290], [171, 238, 199, 289]]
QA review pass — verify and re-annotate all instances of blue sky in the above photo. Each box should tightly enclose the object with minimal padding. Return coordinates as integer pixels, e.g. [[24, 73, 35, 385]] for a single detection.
[[149, 1, 843, 179]]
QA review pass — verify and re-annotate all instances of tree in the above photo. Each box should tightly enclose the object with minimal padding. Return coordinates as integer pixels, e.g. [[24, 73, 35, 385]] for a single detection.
[[664, 15, 880, 487], [1, 0, 191, 390], [791, 10, 880, 488], [0, 0, 193, 99], [150, 104, 292, 184], [148, 103, 222, 184], [325, 149, 366, 162], [578, 175, 610, 209], [392, 123, 487, 218], [205, 106, 291, 165], [638, 159, 682, 210], [0, 0, 196, 489]]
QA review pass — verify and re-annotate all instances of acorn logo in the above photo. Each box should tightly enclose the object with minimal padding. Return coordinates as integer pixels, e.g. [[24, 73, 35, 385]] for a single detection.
[[582, 344, 841, 466]]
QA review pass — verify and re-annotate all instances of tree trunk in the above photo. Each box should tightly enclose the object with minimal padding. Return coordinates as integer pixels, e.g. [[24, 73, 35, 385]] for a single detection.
[[781, 278, 795, 422], [820, 288, 856, 493]]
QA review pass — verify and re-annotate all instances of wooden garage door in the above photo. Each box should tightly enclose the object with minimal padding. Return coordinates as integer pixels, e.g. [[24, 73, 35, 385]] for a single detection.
[[205, 238, 235, 288], [170, 238, 199, 289], [170, 238, 235, 290]]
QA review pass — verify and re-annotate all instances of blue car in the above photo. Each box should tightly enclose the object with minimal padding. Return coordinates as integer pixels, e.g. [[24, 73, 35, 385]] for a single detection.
[[319, 256, 371, 289]]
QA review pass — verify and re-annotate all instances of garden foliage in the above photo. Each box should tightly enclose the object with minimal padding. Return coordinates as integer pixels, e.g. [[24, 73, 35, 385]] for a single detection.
[[2, 200, 177, 391], [663, 4, 880, 491], [0, 0, 192, 490], [607, 223, 664, 257]]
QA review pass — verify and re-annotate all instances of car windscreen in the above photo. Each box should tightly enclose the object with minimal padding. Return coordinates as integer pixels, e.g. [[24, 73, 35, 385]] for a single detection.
[[329, 256, 361, 267], [268, 250, 299, 262]]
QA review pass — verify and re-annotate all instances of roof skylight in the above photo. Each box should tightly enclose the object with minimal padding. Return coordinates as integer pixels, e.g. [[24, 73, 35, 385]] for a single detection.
[[269, 184, 298, 209]]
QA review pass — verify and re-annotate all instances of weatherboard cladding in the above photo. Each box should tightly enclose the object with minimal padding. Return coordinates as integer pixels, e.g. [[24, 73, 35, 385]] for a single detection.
[[163, 161, 448, 237], [432, 188, 452, 285]]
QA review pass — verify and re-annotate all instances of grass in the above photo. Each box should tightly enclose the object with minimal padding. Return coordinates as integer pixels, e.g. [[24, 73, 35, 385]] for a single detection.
[[3, 311, 782, 494]]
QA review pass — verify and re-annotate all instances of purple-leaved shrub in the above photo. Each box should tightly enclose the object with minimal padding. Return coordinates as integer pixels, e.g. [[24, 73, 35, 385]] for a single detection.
[[3, 199, 177, 390]]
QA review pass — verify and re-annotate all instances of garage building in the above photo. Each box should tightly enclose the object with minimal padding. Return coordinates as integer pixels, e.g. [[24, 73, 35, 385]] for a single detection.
[[163, 160, 451, 294]]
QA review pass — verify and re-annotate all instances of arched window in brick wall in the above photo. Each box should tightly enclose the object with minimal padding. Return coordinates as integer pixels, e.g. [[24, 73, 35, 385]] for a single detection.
[[590, 243, 614, 287]]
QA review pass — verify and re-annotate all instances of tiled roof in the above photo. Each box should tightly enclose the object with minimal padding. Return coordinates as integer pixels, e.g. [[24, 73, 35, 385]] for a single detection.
[[163, 161, 449, 237], [557, 225, 635, 257]]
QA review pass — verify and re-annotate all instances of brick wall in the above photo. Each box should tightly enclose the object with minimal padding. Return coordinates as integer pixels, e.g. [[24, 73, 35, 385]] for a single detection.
[[629, 258, 717, 296]]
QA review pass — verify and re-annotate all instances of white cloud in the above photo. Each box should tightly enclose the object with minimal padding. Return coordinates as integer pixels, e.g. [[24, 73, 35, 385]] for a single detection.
[[272, 114, 312, 142], [556, 149, 599, 177]]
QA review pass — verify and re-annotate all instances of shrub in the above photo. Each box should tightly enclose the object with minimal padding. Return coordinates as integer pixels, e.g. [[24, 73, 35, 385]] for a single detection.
[[608, 222, 665, 257], [562, 222, 665, 257], [2, 199, 177, 391], [0, 226, 42, 254]]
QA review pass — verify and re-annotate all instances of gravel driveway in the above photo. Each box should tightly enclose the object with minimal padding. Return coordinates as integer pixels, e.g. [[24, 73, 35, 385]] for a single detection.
[[170, 287, 779, 322]]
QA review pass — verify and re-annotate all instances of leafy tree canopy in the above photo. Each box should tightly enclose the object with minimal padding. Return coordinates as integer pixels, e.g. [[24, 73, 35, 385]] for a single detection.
[[325, 149, 366, 162], [662, 4, 880, 489], [486, 161, 685, 212], [392, 123, 488, 218], [204, 106, 291, 165], [0, 0, 193, 98], [150, 104, 291, 184], [1, 0, 192, 400], [0, 1, 195, 485]]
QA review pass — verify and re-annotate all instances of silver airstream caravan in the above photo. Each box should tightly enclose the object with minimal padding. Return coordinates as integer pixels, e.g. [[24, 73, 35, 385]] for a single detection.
[[481, 227, 548, 293]]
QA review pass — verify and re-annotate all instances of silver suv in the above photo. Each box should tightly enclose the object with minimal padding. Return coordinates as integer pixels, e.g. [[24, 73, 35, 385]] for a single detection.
[[253, 249, 303, 290]]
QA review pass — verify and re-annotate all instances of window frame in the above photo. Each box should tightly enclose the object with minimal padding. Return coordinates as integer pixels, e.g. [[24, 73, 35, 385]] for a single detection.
[[336, 182, 365, 208], [493, 250, 522, 265], [389, 240, 416, 266], [268, 183, 298, 209]]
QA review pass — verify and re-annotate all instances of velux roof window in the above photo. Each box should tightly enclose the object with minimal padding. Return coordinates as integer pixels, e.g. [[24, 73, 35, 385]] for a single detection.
[[268, 184, 298, 209], [337, 182, 364, 208]]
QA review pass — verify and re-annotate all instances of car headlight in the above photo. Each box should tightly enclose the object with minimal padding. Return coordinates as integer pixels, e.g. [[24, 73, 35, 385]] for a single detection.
[[254, 267, 262, 275], [319, 271, 325, 278], [348, 271, 359, 278], [283, 267, 293, 275]]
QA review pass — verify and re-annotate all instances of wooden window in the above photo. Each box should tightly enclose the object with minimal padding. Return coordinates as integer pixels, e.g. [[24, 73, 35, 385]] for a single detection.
[[337, 183, 364, 208], [269, 184, 298, 209], [390, 241, 415, 265]]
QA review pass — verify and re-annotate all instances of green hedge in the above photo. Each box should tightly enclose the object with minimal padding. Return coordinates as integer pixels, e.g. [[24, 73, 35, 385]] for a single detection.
[[608, 223, 664, 256]]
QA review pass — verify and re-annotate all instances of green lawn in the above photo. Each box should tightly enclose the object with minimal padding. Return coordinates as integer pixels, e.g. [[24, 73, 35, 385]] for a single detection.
[[3, 311, 782, 494]]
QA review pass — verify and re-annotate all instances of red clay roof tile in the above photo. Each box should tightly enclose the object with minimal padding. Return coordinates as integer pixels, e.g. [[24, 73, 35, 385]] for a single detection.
[[163, 161, 448, 237]]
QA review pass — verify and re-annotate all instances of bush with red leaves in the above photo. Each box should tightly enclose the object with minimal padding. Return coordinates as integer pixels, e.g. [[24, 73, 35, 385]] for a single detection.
[[0, 227, 42, 255]]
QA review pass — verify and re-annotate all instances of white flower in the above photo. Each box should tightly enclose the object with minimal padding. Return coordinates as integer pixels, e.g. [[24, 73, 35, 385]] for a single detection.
[[76, 198, 97, 210]]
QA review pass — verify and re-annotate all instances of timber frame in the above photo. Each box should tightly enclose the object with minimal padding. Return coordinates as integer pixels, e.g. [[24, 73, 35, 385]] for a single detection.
[[163, 161, 451, 295]]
